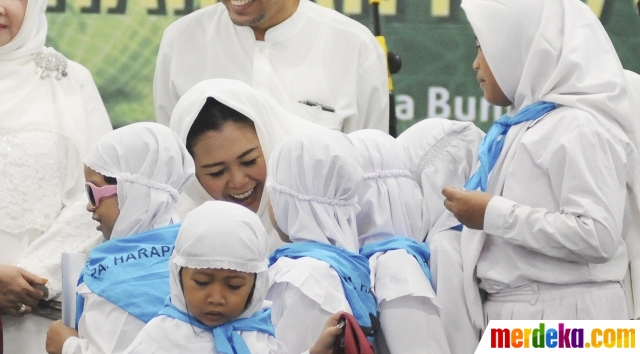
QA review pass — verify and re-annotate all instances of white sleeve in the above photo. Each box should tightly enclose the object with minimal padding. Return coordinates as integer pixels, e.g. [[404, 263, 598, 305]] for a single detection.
[[484, 127, 627, 263], [268, 282, 334, 354], [153, 26, 180, 126], [77, 66, 113, 141], [342, 38, 389, 133]]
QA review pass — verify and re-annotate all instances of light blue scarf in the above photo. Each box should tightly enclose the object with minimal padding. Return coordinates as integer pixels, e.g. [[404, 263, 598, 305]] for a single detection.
[[75, 223, 180, 328], [158, 298, 275, 354], [269, 241, 378, 342], [465, 102, 557, 192], [360, 236, 432, 283]]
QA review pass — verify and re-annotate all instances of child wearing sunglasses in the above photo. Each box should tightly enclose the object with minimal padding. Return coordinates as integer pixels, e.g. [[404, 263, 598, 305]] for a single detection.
[[45, 122, 195, 354], [124, 201, 343, 354]]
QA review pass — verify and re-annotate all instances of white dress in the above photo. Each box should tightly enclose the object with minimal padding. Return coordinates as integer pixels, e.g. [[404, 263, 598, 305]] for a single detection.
[[0, 61, 112, 354], [154, 0, 389, 133]]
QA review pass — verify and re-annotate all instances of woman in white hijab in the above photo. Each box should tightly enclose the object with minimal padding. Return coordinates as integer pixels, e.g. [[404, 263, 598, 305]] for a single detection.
[[169, 78, 317, 253], [124, 201, 342, 354], [397, 118, 484, 354], [350, 129, 449, 354], [444, 0, 640, 330], [45, 123, 195, 354], [0, 0, 112, 352], [266, 130, 377, 354]]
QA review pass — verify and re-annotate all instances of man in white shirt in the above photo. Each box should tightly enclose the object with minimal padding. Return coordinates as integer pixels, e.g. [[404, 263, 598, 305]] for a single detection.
[[154, 0, 390, 133]]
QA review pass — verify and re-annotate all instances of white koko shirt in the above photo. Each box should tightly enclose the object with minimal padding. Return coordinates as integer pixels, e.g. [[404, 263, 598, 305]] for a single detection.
[[154, 0, 389, 133]]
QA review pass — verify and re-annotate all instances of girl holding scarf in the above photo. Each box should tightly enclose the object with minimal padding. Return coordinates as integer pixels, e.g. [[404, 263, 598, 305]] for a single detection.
[[45, 123, 195, 354], [443, 0, 640, 329], [124, 201, 342, 354], [266, 130, 378, 354], [169, 78, 318, 253], [1, 0, 112, 351], [350, 129, 449, 354]]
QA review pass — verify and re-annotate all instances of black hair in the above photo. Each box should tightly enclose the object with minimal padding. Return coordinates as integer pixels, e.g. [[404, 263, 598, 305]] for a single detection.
[[104, 176, 117, 185], [185, 97, 256, 156]]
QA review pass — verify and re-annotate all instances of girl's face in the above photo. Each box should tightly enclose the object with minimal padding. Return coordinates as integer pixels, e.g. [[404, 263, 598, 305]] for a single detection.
[[182, 268, 256, 327], [84, 166, 120, 240], [473, 40, 512, 107], [0, 0, 27, 47], [192, 122, 266, 213]]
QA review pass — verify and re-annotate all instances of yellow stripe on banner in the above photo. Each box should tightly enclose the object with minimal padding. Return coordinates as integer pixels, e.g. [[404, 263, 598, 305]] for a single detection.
[[74, 0, 92, 9], [343, 0, 362, 15], [47, 0, 58, 6], [432, 0, 450, 17], [201, 0, 218, 7], [586, 0, 605, 17], [316, 0, 335, 9], [103, 0, 118, 9], [380, 0, 397, 15]]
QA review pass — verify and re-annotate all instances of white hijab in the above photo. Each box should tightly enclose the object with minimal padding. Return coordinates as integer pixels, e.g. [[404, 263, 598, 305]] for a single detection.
[[0, 0, 89, 204], [397, 118, 485, 237], [349, 129, 428, 246], [84, 122, 195, 239], [169, 78, 317, 250], [266, 130, 362, 253], [169, 201, 270, 319], [462, 0, 640, 320]]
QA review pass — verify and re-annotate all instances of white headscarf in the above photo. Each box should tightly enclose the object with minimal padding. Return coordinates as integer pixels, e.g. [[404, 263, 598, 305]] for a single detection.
[[169, 79, 317, 250], [84, 122, 195, 239], [397, 118, 485, 237], [349, 129, 428, 246], [169, 201, 270, 319], [462, 0, 640, 320], [0, 0, 90, 204], [267, 130, 362, 252]]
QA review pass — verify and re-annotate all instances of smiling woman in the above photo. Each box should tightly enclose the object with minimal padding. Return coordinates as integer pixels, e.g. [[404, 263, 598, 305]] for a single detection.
[[170, 78, 319, 252]]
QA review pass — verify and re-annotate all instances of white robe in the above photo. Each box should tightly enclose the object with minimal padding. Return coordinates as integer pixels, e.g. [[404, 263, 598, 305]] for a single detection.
[[267, 257, 351, 354], [154, 0, 389, 133]]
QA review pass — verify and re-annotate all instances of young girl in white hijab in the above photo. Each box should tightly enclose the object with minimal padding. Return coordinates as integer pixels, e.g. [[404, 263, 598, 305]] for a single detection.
[[1, 0, 112, 351], [124, 201, 342, 354], [397, 118, 484, 354], [169, 78, 317, 253], [45, 123, 195, 354], [349, 129, 450, 354], [443, 0, 640, 329], [266, 130, 378, 354]]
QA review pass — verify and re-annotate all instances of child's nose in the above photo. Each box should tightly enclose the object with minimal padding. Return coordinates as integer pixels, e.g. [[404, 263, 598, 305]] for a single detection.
[[207, 285, 226, 305]]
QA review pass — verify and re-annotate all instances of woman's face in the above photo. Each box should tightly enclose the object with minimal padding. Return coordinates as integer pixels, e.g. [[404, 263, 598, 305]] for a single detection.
[[0, 0, 27, 47], [192, 122, 266, 213], [473, 40, 512, 107], [182, 268, 256, 327], [84, 166, 120, 240]]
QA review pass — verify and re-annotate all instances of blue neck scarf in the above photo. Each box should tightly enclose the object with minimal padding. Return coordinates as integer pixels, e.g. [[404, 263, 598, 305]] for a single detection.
[[269, 241, 378, 341], [75, 223, 180, 328], [359, 236, 432, 283], [158, 297, 275, 354], [465, 102, 557, 192]]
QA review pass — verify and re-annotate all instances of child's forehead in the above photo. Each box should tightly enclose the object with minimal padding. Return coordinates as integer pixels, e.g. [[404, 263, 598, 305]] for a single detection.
[[185, 267, 253, 279]]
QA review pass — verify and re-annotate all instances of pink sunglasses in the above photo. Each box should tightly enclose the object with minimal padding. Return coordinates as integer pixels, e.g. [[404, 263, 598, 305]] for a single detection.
[[85, 182, 117, 208]]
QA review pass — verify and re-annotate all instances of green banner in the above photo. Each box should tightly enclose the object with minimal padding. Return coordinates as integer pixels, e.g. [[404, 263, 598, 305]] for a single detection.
[[45, 0, 640, 132]]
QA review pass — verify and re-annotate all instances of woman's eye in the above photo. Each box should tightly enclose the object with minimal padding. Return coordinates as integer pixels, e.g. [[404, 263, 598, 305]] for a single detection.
[[208, 170, 225, 178], [241, 159, 257, 167]]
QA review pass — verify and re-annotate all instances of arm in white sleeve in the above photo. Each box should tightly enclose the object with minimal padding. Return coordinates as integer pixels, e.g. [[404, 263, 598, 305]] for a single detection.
[[343, 39, 389, 133], [484, 127, 627, 263], [153, 26, 179, 126]]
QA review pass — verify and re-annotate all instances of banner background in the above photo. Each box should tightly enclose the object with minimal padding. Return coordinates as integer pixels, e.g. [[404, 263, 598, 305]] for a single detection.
[[45, 0, 640, 132]]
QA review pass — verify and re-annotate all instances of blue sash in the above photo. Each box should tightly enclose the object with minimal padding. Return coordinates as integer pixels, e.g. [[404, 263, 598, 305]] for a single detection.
[[75, 224, 180, 328], [269, 241, 378, 341], [158, 298, 275, 354], [465, 102, 557, 192], [360, 236, 432, 283]]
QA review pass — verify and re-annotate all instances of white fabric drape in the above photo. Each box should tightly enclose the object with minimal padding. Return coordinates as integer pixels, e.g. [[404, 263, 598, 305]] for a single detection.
[[461, 0, 640, 325], [169, 78, 318, 252], [84, 122, 195, 239], [266, 130, 362, 252]]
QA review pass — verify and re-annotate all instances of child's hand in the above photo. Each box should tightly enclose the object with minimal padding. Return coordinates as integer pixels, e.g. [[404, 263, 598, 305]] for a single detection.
[[46, 320, 78, 354], [442, 187, 493, 230], [309, 312, 345, 354]]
